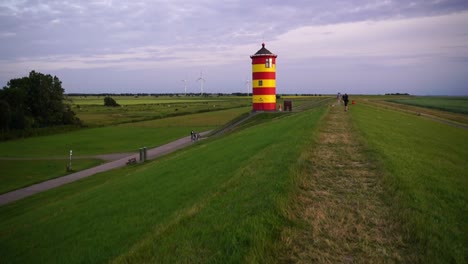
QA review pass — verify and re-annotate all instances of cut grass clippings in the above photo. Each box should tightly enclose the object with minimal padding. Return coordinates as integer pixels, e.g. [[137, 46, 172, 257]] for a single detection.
[[279, 104, 409, 263]]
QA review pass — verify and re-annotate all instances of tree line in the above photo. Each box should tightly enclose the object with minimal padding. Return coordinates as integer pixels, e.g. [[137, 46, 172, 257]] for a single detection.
[[0, 71, 80, 135]]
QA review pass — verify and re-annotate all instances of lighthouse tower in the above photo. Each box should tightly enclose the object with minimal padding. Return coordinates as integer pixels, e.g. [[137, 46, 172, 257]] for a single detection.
[[250, 43, 277, 111]]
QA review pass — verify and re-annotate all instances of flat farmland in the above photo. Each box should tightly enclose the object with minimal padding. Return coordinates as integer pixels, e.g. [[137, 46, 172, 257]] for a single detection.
[[69, 96, 231, 105], [69, 96, 251, 126]]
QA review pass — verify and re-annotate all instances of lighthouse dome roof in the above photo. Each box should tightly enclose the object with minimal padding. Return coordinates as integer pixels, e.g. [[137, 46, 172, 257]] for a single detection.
[[251, 43, 277, 58]]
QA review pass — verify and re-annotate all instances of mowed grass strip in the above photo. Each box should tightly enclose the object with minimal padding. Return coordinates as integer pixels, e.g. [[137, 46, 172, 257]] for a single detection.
[[279, 105, 408, 263], [362, 97, 468, 126], [0, 107, 248, 158], [0, 159, 103, 194], [387, 96, 468, 115], [0, 107, 326, 263], [351, 103, 468, 263]]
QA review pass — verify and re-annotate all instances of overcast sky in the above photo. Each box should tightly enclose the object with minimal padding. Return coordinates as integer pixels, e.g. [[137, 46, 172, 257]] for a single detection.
[[1, 0, 467, 95]]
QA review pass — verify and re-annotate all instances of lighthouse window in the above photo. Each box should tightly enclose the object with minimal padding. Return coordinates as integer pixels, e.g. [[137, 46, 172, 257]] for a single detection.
[[258, 80, 263, 86], [265, 58, 272, 68]]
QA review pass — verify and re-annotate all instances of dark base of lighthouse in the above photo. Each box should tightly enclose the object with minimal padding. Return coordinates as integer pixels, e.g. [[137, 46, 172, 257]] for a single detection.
[[252, 103, 276, 111]]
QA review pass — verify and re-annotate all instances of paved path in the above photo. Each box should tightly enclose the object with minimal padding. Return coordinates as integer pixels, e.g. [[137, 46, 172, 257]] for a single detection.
[[0, 153, 134, 161], [0, 131, 210, 206]]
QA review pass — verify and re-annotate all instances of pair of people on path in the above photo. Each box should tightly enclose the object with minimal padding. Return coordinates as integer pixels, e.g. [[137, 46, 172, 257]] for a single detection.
[[337, 92, 350, 111]]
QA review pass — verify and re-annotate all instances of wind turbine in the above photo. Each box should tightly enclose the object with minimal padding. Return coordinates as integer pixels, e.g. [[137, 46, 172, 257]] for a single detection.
[[196, 71, 205, 95], [181, 79, 187, 96], [245, 78, 251, 96]]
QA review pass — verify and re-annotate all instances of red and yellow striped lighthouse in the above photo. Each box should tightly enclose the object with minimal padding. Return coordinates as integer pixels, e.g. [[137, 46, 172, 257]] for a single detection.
[[250, 43, 277, 111]]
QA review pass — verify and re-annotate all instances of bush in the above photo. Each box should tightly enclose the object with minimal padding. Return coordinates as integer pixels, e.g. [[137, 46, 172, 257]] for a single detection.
[[104, 96, 120, 107]]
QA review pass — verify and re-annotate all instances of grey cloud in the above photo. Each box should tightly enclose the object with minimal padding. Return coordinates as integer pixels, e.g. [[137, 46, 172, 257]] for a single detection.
[[2, 0, 467, 60], [1, 0, 467, 95]]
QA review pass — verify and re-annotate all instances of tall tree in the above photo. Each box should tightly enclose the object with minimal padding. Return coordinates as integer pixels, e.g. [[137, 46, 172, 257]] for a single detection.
[[0, 71, 80, 131], [0, 100, 11, 132]]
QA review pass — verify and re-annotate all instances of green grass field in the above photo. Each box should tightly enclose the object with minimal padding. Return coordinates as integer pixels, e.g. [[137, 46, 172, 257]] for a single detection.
[[387, 96, 468, 114], [68, 95, 229, 105], [1, 95, 466, 263], [351, 103, 468, 263], [0, 107, 249, 194], [0, 107, 249, 158], [70, 96, 251, 126], [0, 107, 327, 263]]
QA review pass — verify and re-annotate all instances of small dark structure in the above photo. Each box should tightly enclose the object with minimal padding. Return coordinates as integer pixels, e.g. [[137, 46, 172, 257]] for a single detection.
[[284, 100, 292, 111], [126, 157, 137, 165]]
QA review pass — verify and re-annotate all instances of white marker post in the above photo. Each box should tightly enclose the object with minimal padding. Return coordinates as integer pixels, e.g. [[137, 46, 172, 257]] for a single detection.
[[69, 150, 73, 171]]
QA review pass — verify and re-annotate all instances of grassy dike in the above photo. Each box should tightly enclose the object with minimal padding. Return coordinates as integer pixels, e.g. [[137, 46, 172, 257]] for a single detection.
[[0, 107, 326, 263], [350, 103, 468, 263], [0, 108, 249, 194], [0, 107, 249, 158]]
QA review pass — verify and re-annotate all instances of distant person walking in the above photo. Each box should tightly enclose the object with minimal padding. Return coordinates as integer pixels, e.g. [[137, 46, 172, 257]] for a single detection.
[[190, 130, 199, 142], [337, 92, 341, 105], [342, 93, 349, 112]]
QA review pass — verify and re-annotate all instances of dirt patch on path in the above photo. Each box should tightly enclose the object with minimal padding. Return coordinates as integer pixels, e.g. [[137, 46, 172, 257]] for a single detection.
[[279, 105, 408, 263]]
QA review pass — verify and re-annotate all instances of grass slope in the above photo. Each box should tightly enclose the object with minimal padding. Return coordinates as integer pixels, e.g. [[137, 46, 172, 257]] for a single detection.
[[351, 103, 468, 263], [0, 108, 248, 201], [0, 107, 326, 263], [0, 159, 103, 194], [0, 108, 248, 158]]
